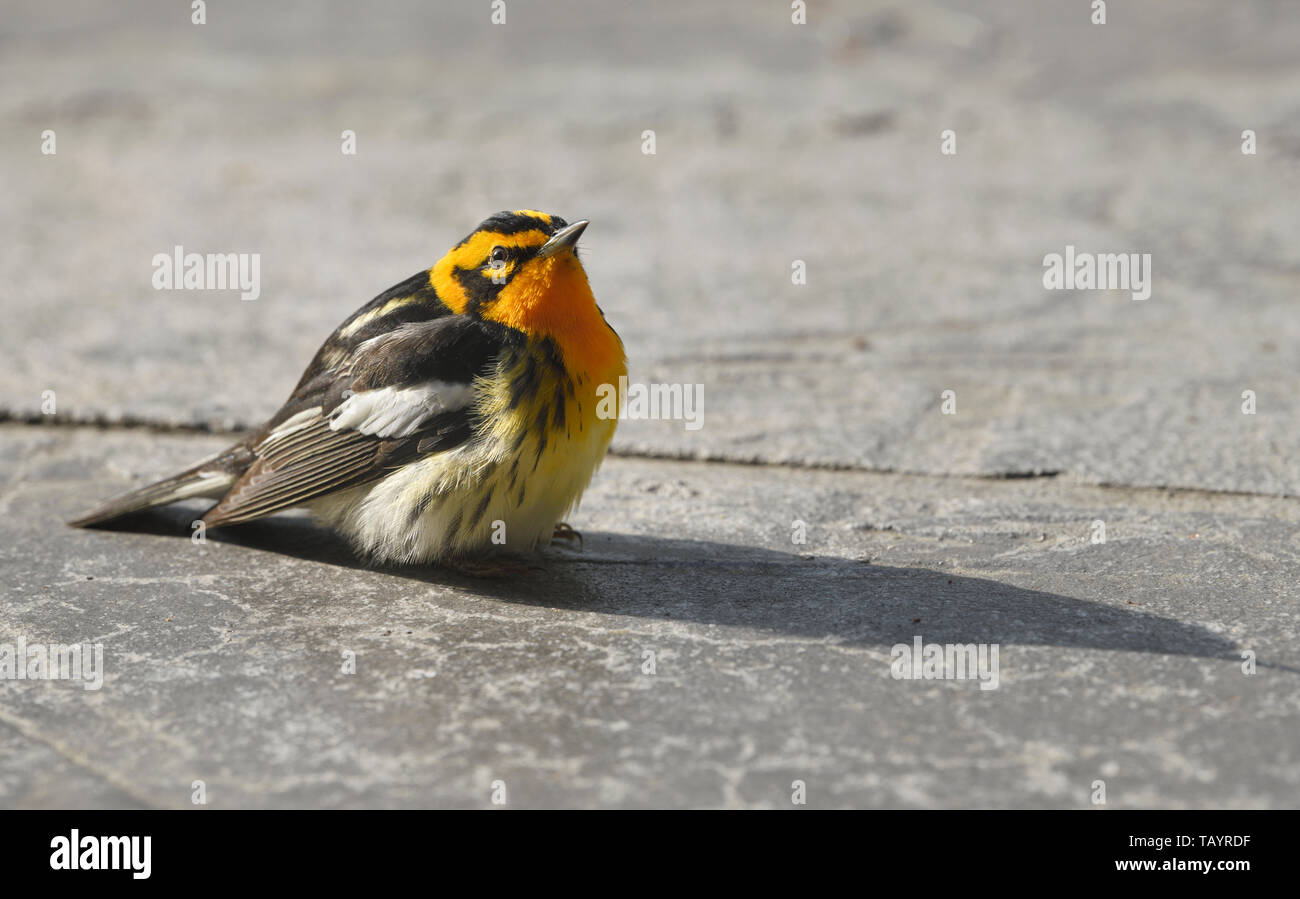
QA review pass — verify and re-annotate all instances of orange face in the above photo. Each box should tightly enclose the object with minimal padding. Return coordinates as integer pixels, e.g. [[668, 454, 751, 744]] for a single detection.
[[430, 210, 624, 380]]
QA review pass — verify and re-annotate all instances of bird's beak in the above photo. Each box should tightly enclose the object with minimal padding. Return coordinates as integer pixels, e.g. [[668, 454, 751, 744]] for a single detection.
[[536, 220, 589, 258]]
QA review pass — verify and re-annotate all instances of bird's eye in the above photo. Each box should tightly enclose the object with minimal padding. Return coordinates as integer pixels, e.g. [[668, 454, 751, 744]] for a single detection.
[[489, 246, 507, 266]]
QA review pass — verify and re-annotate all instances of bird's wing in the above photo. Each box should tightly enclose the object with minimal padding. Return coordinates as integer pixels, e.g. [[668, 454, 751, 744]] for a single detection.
[[202, 316, 517, 527]]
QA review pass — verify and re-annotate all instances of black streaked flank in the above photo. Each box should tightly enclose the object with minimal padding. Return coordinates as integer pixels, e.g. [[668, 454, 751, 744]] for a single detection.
[[408, 491, 436, 526], [508, 352, 541, 411], [552, 384, 566, 431], [532, 403, 550, 471], [467, 489, 493, 530], [537, 339, 566, 378], [509, 426, 528, 455]]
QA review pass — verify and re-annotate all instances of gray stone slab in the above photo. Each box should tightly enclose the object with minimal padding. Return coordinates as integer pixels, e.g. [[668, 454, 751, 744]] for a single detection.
[[1, 1, 1297, 494], [0, 719, 150, 808], [1, 424, 1296, 808]]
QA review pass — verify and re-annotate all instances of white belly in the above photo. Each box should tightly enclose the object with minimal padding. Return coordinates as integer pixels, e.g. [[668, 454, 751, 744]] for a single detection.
[[308, 401, 616, 564]]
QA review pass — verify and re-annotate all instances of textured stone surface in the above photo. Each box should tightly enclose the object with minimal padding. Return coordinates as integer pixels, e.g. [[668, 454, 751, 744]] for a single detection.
[[0, 1, 1296, 809], [2, 425, 1297, 808], [1, 0, 1298, 493]]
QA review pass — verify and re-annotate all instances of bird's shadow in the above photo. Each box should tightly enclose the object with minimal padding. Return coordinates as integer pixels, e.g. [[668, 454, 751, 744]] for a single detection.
[[99, 505, 1247, 664]]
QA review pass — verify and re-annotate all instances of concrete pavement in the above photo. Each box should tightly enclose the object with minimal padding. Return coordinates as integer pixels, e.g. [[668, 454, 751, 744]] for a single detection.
[[1, 0, 1297, 807]]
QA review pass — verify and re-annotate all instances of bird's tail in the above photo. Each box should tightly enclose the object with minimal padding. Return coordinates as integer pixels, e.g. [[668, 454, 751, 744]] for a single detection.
[[68, 444, 253, 528]]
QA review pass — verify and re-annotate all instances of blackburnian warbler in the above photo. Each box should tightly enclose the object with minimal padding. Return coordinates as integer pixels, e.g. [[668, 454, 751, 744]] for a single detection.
[[71, 210, 626, 565]]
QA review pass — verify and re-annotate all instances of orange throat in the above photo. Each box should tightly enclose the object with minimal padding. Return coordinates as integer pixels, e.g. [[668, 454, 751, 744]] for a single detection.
[[485, 254, 625, 386]]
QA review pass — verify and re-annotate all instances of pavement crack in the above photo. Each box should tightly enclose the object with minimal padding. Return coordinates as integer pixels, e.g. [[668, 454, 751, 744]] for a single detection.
[[0, 709, 161, 808], [0, 410, 242, 435], [3, 419, 1295, 502]]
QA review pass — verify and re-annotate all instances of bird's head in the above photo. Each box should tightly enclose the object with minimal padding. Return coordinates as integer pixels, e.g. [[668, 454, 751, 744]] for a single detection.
[[429, 210, 622, 378], [431, 210, 594, 329]]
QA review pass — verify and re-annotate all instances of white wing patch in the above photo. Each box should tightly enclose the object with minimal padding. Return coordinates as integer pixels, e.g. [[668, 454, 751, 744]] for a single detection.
[[328, 381, 475, 438]]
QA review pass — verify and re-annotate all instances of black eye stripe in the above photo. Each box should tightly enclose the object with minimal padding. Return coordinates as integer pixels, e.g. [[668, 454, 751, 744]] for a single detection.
[[485, 245, 533, 268]]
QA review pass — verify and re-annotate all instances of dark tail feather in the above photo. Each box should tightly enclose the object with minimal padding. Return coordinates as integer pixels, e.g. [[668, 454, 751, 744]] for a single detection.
[[68, 446, 252, 528]]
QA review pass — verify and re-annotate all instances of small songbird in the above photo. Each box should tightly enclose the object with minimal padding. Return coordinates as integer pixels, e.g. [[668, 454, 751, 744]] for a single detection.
[[71, 211, 626, 565]]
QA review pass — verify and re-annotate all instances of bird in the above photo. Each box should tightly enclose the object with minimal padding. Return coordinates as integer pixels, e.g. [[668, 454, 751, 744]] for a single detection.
[[70, 210, 626, 567]]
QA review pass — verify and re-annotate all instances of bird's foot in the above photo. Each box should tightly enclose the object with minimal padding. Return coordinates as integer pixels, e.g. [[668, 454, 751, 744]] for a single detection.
[[551, 522, 583, 550]]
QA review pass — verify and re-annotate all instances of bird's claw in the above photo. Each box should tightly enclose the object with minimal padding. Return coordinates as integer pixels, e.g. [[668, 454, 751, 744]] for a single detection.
[[551, 522, 583, 550]]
